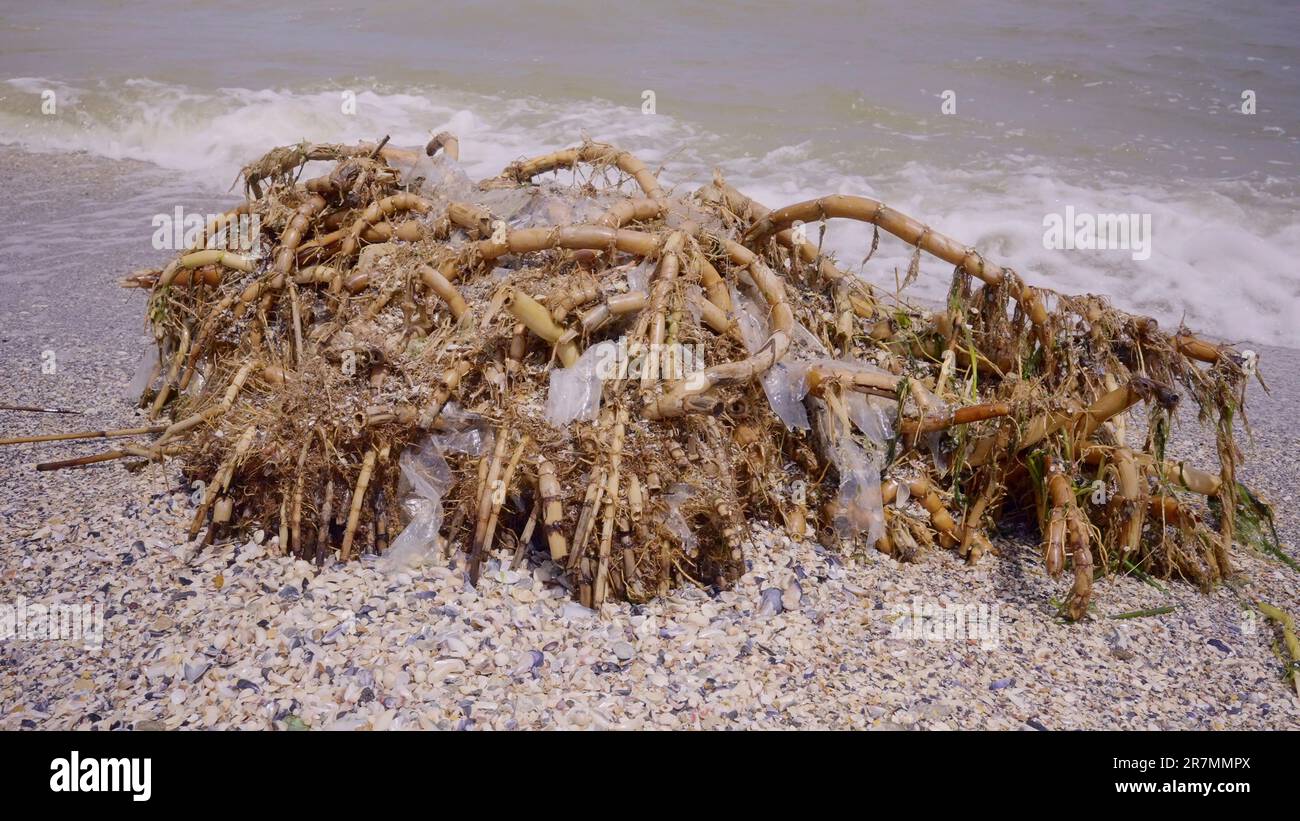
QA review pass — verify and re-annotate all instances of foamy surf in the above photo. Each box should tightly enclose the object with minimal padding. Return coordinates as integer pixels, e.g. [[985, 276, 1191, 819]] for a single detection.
[[1, 77, 1295, 347]]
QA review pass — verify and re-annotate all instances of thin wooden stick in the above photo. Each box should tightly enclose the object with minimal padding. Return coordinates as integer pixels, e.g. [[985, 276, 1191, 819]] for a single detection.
[[495, 141, 665, 199], [417, 264, 470, 321], [899, 402, 1012, 437], [504, 289, 579, 367], [741, 194, 1049, 326], [419, 361, 470, 430], [568, 466, 607, 571], [288, 281, 304, 371], [36, 450, 132, 471], [187, 424, 257, 540], [1, 424, 166, 447], [0, 404, 81, 415]]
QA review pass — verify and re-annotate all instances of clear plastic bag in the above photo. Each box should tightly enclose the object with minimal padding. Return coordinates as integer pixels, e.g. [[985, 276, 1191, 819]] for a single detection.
[[544, 341, 612, 428], [827, 425, 886, 547], [730, 284, 828, 431], [907, 379, 951, 471], [844, 380, 897, 442], [378, 439, 452, 573], [625, 259, 655, 294], [394, 153, 472, 207], [662, 484, 698, 556], [764, 361, 812, 430], [806, 371, 891, 546], [126, 343, 160, 401], [476, 187, 535, 227], [379, 420, 492, 573]]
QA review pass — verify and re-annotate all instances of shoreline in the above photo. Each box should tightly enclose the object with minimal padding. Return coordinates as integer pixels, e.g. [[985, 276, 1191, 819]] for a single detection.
[[2, 145, 1297, 730]]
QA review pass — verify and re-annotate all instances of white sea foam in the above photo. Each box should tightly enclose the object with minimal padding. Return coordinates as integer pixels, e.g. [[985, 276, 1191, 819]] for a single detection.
[[2, 77, 1295, 346]]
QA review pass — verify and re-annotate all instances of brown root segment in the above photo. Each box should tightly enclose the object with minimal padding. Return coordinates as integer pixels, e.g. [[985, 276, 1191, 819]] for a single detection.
[[425, 131, 460, 161], [1, 134, 1251, 620], [493, 140, 666, 199], [742, 195, 1057, 330], [899, 402, 1011, 437], [1044, 458, 1094, 621], [476, 225, 660, 263], [538, 460, 568, 561], [340, 445, 385, 561], [1, 424, 167, 447], [1109, 447, 1145, 556]]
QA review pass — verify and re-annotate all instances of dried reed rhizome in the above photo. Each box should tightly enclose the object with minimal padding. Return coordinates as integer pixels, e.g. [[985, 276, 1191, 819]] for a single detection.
[[13, 135, 1287, 622]]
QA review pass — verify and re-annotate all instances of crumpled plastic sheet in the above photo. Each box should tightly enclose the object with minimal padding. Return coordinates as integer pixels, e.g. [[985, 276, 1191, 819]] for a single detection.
[[839, 390, 894, 544], [126, 343, 160, 401], [830, 436, 886, 546], [625, 258, 655, 294], [908, 378, 951, 472], [684, 283, 705, 325], [844, 388, 896, 443], [730, 284, 829, 431], [780, 357, 896, 546], [379, 416, 492, 574], [662, 484, 698, 556], [730, 281, 898, 544], [475, 187, 534, 226], [493, 189, 617, 230], [394, 153, 473, 208], [544, 341, 615, 428], [816, 393, 887, 546]]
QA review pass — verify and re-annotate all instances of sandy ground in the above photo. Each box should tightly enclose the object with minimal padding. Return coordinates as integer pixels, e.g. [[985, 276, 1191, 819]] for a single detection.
[[1, 147, 1297, 730]]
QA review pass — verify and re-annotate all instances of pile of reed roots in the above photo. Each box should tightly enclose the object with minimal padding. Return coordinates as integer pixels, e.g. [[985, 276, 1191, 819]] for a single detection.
[[16, 135, 1275, 619]]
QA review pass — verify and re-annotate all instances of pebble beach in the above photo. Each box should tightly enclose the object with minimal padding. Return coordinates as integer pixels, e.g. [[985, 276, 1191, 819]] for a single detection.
[[2, 147, 1298, 731]]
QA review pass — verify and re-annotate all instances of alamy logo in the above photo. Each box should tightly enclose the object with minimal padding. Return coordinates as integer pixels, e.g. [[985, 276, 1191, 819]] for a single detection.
[[889, 597, 1000, 649], [0, 596, 103, 649], [50, 751, 151, 802], [1042, 206, 1152, 261], [594, 337, 706, 383], [151, 206, 261, 253]]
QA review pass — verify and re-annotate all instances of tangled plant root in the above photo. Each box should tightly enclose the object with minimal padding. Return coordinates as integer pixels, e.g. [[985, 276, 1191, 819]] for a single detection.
[[14, 135, 1279, 619]]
